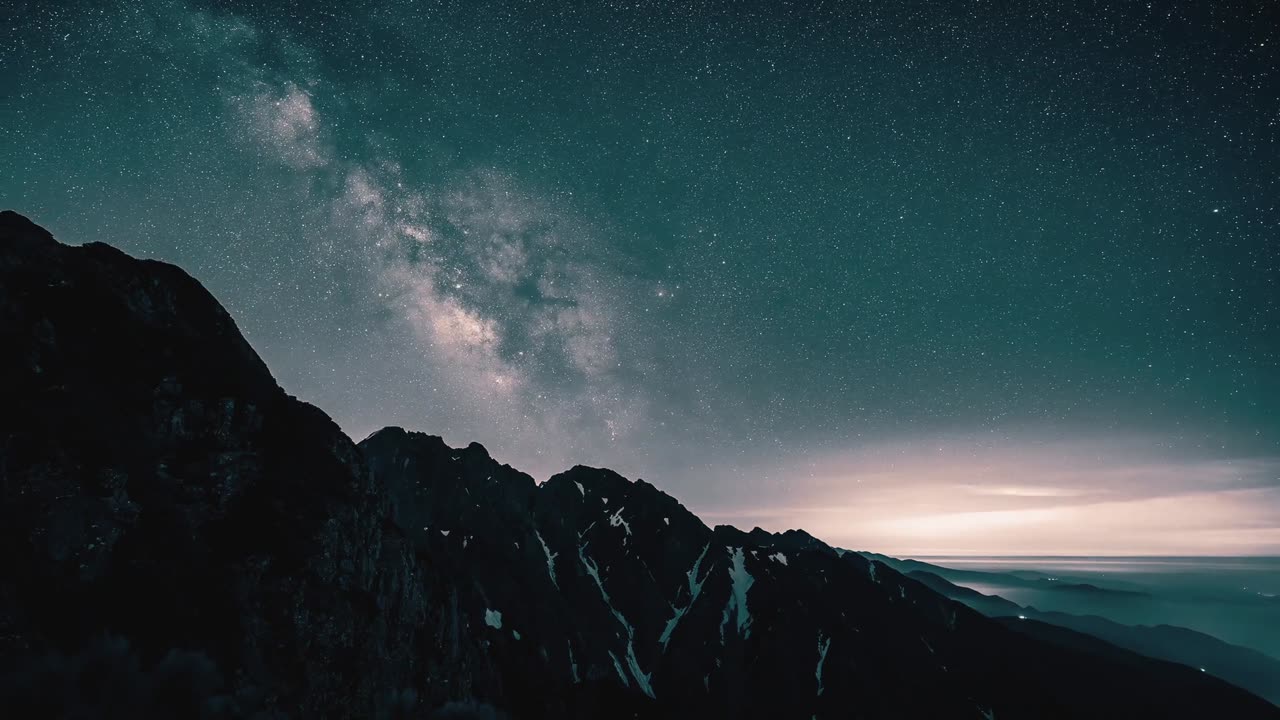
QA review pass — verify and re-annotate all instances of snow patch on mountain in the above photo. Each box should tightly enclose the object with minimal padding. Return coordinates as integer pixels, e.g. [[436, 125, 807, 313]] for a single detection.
[[484, 609, 503, 629], [609, 506, 632, 536], [579, 540, 655, 697], [609, 651, 630, 687], [568, 643, 580, 683], [625, 640, 656, 698], [537, 530, 559, 589], [816, 631, 832, 696], [579, 542, 630, 635], [660, 543, 712, 651], [720, 546, 755, 642]]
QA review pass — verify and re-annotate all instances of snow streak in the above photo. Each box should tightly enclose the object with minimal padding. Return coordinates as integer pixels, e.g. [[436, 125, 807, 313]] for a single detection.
[[579, 540, 655, 698], [659, 543, 712, 651], [719, 546, 755, 642], [816, 631, 832, 696], [537, 530, 559, 589]]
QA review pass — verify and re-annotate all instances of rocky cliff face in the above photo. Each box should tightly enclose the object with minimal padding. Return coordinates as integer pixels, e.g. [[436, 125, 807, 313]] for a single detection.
[[0, 211, 423, 717], [361, 428, 1280, 719], [1, 210, 1277, 719]]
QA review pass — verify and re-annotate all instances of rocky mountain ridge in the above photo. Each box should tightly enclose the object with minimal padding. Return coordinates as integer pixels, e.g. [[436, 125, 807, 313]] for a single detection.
[[2, 210, 1276, 719]]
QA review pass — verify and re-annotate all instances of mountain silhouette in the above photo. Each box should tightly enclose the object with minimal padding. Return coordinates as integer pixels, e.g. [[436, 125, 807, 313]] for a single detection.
[[905, 566, 1280, 705], [2, 210, 1276, 718]]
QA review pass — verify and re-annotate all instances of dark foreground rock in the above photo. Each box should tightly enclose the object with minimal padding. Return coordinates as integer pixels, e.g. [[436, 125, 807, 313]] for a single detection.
[[0, 211, 423, 717], [2, 211, 1276, 719]]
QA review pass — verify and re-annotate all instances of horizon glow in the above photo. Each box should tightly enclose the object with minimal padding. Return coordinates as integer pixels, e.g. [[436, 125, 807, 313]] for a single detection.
[[4, 1, 1276, 556]]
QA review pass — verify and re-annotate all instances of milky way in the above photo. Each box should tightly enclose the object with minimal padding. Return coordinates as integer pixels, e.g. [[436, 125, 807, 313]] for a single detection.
[[3, 0, 1277, 553]]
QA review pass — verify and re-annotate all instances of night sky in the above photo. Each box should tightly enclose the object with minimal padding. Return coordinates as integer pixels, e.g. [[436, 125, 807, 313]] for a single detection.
[[4, 0, 1278, 554]]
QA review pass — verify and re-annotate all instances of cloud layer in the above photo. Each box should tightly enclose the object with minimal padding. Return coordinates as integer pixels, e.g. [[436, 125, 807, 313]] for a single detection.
[[695, 434, 1280, 555]]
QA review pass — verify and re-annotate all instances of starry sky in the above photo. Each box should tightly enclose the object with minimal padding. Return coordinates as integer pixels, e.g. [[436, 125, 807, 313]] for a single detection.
[[4, 0, 1278, 555]]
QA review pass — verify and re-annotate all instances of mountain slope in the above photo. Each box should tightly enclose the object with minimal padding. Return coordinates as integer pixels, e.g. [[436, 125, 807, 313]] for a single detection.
[[2, 211, 1277, 719], [362, 427, 1280, 718], [0, 211, 425, 717]]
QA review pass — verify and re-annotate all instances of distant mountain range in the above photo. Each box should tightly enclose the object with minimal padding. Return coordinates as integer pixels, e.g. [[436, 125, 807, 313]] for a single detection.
[[878, 558, 1280, 706], [2, 210, 1276, 718]]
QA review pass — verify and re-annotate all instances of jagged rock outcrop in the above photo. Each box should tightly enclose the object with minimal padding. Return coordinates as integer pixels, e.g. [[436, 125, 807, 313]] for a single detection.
[[2, 211, 1277, 719], [0, 211, 423, 717], [363, 428, 1280, 719]]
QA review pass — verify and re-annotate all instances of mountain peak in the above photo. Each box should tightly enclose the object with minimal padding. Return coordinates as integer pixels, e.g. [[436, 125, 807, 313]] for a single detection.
[[0, 215, 418, 717], [0, 209, 55, 247], [3, 216, 1276, 719]]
